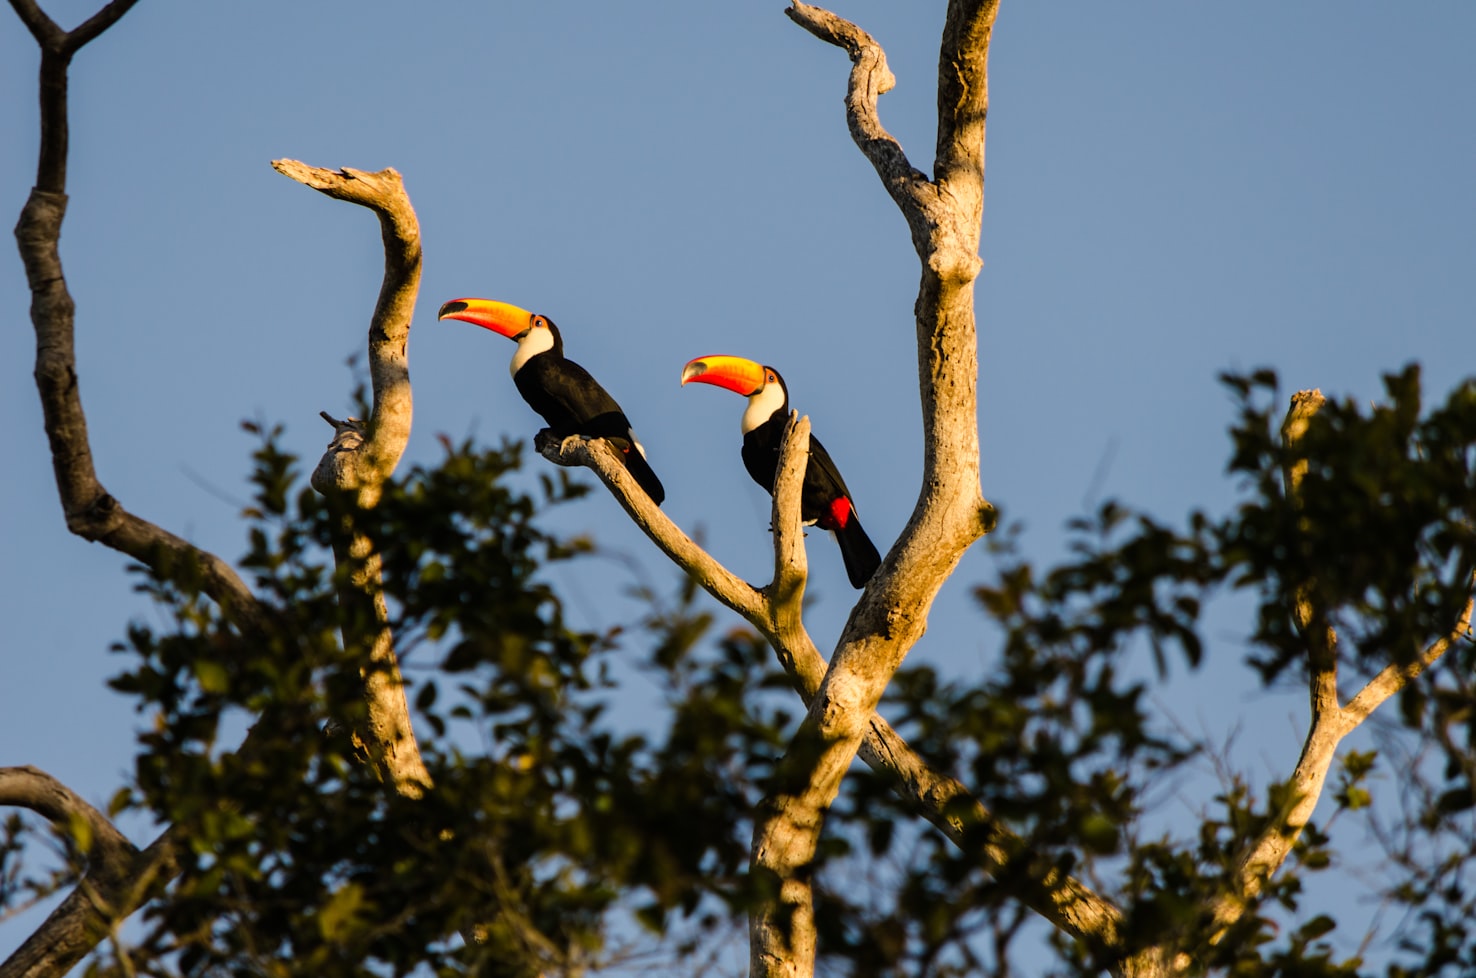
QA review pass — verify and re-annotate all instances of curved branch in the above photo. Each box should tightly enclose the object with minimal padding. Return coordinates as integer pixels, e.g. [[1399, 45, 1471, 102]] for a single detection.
[[8, 0, 141, 192], [785, 3, 920, 209], [786, 0, 993, 283], [536, 434, 1120, 951], [273, 160, 419, 504], [11, 1, 268, 636], [0, 767, 134, 868], [2, 829, 183, 978], [535, 432, 769, 619], [5, 7, 266, 974], [0, 768, 183, 978], [745, 6, 999, 975], [1197, 403, 1475, 960], [273, 160, 428, 798], [1343, 585, 1472, 723]]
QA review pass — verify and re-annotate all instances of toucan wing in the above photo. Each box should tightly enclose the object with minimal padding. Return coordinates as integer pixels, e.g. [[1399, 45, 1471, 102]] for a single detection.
[[516, 355, 665, 504]]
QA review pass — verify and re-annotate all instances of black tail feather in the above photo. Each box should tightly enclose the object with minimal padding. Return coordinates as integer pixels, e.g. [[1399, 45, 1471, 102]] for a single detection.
[[836, 516, 881, 588], [623, 448, 666, 506]]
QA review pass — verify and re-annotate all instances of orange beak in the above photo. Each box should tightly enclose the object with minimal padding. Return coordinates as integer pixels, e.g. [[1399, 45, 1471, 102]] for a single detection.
[[438, 298, 536, 340], [680, 355, 767, 396]]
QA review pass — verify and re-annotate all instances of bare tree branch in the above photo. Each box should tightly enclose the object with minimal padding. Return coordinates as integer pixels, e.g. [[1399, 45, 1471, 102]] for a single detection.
[[64, 0, 138, 50], [0, 767, 134, 869], [1343, 585, 1473, 723], [539, 423, 1122, 962], [7, 14, 431, 969], [744, 5, 1000, 974], [0, 768, 182, 978], [274, 161, 419, 505], [9, 0, 141, 192], [273, 160, 429, 798], [6, 0, 63, 46], [786, 0, 992, 283], [3, 9, 267, 971], [536, 433, 770, 617], [11, 2, 270, 635], [768, 412, 811, 638]]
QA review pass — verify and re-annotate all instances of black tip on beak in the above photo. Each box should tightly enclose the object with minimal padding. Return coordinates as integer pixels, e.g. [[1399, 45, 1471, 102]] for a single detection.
[[438, 300, 469, 319]]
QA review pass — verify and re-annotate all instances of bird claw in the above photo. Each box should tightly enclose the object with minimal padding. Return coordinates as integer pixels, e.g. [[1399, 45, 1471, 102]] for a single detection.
[[532, 429, 588, 457]]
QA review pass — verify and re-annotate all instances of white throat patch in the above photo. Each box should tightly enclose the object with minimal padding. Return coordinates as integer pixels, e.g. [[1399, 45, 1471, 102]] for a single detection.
[[509, 326, 555, 377], [740, 381, 786, 435]]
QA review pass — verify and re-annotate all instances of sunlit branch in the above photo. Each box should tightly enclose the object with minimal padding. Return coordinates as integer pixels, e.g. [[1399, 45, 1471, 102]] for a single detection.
[[273, 159, 429, 798], [745, 4, 999, 975], [1204, 396, 1474, 957]]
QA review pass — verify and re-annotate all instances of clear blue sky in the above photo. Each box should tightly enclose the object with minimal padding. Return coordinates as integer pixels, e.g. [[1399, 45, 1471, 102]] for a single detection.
[[4, 1, 1474, 968]]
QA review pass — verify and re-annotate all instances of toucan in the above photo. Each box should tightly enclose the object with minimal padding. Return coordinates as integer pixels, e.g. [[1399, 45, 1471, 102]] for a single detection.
[[439, 298, 665, 505], [680, 355, 881, 588]]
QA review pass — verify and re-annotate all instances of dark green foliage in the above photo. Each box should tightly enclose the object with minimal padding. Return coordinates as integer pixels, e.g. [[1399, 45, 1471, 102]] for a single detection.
[[21, 365, 1476, 976], [96, 432, 792, 977], [1222, 368, 1476, 687], [802, 368, 1476, 975]]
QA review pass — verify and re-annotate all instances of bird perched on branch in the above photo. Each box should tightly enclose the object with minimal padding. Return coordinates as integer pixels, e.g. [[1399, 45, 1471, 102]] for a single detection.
[[681, 355, 881, 588], [440, 298, 665, 504]]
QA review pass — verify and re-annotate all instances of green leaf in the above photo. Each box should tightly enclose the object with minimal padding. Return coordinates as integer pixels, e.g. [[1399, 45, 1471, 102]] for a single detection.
[[193, 660, 229, 695], [318, 881, 366, 943], [1299, 914, 1337, 940]]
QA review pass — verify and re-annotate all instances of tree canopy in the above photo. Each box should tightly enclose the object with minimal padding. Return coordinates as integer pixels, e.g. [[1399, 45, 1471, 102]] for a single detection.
[[4, 3, 1475, 977]]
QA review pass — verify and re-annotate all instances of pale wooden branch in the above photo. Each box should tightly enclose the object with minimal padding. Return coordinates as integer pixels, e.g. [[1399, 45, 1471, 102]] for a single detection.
[[321, 496, 431, 800], [1197, 397, 1474, 959], [1343, 584, 1473, 724], [274, 160, 429, 799], [765, 414, 814, 678], [273, 160, 419, 506], [751, 414, 819, 977], [534, 432, 769, 619], [538, 429, 1122, 954], [786, 0, 990, 284], [746, 5, 999, 975], [769, 412, 811, 615], [785, 3, 916, 211]]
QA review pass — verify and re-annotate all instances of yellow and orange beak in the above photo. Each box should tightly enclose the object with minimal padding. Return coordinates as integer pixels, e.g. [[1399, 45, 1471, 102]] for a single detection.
[[680, 355, 767, 396], [438, 298, 536, 340]]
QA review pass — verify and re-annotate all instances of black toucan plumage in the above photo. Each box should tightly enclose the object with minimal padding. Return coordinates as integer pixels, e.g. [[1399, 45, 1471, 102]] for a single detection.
[[681, 355, 881, 588], [440, 298, 665, 504]]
